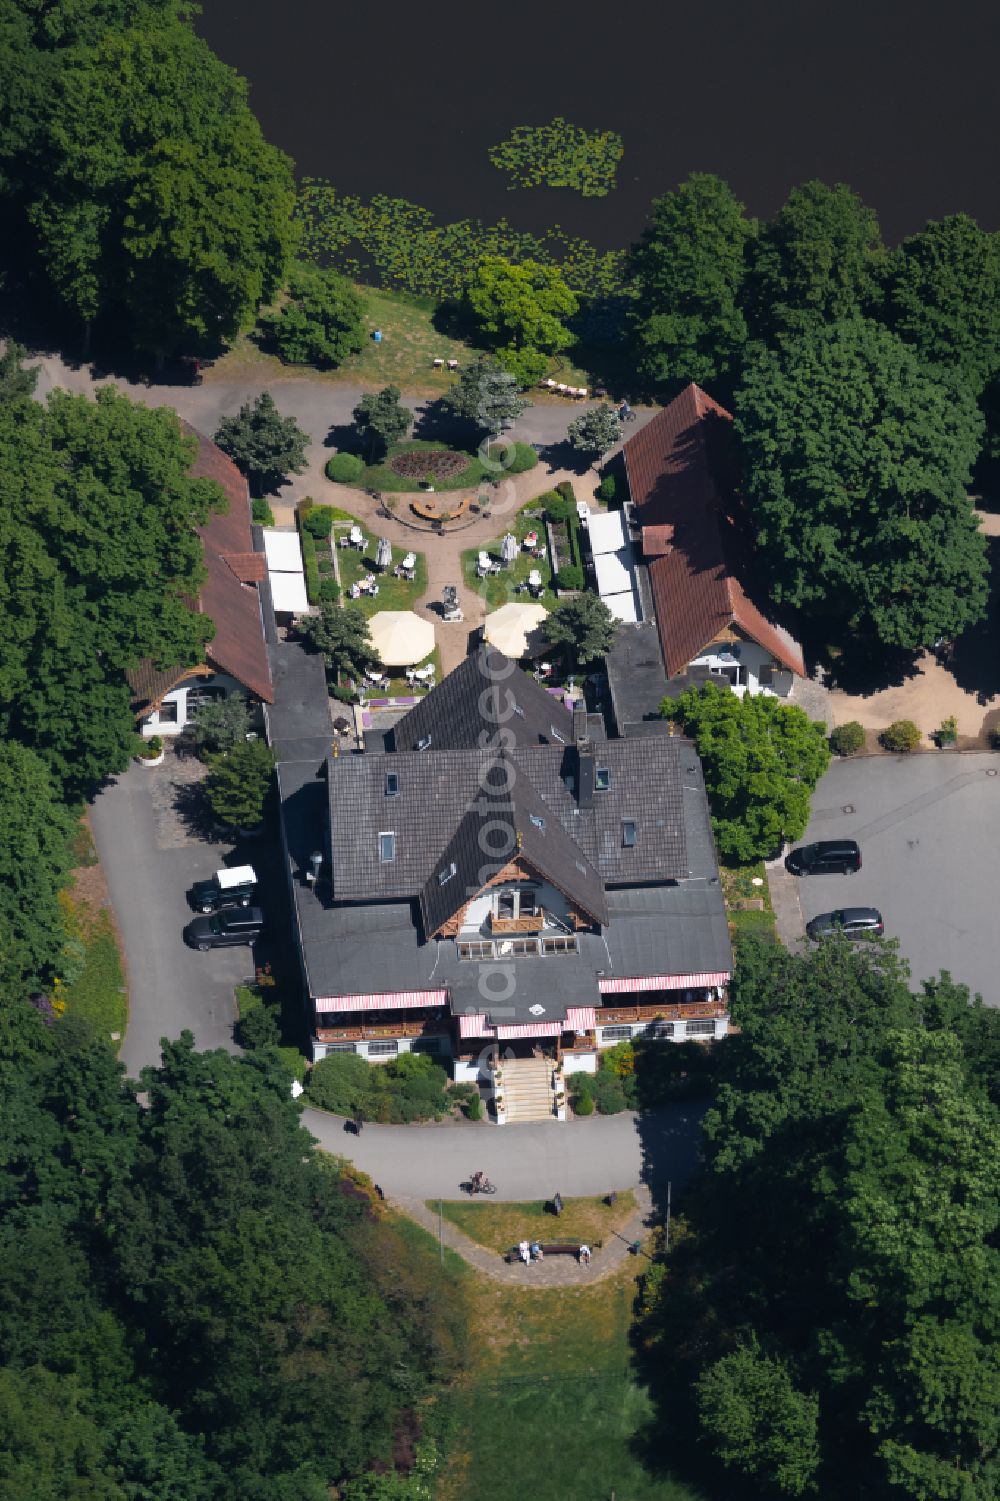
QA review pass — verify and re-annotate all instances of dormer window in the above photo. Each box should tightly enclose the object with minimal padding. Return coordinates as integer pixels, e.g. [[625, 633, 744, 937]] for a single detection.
[[416, 735, 432, 751], [529, 814, 545, 830], [622, 819, 637, 848], [379, 832, 396, 862], [596, 767, 611, 791], [550, 726, 566, 744], [385, 772, 399, 797], [437, 862, 457, 885]]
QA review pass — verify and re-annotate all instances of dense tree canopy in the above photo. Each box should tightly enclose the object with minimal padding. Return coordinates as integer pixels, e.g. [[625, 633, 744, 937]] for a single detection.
[[566, 403, 622, 462], [352, 385, 412, 460], [0, 742, 76, 994], [444, 356, 528, 439], [544, 592, 617, 668], [734, 318, 988, 648], [214, 391, 309, 497], [663, 682, 830, 860], [744, 180, 884, 344], [640, 940, 1000, 1500], [882, 213, 1000, 398], [261, 262, 365, 368], [301, 602, 380, 682], [629, 173, 751, 393], [465, 255, 577, 386], [0, 6, 295, 355]]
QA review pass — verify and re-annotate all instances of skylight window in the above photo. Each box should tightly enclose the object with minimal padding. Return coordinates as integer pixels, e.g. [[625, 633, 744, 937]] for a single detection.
[[379, 832, 396, 862], [551, 727, 566, 744], [529, 814, 545, 830], [437, 862, 457, 885], [622, 820, 637, 848], [596, 767, 611, 791], [416, 735, 432, 751], [385, 772, 399, 797], [512, 703, 525, 718]]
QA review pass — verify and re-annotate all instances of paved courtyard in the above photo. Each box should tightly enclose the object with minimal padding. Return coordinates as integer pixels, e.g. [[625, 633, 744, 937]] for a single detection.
[[795, 753, 1000, 1004]]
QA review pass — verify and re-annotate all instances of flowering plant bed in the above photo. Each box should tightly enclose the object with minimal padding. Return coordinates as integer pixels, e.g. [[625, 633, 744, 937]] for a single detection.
[[390, 449, 468, 479]]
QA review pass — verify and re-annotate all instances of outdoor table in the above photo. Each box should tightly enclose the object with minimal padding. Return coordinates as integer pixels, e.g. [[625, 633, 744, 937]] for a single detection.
[[523, 531, 538, 549]]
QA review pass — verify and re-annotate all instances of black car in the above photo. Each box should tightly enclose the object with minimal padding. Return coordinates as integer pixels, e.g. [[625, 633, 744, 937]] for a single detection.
[[187, 864, 258, 914], [184, 907, 263, 951], [785, 839, 862, 876], [806, 907, 884, 940]]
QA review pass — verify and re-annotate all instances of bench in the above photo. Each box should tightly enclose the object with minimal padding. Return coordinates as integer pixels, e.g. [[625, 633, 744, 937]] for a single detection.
[[503, 1239, 603, 1263]]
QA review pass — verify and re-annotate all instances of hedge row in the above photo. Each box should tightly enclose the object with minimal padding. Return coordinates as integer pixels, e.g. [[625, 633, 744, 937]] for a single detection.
[[298, 521, 321, 605]]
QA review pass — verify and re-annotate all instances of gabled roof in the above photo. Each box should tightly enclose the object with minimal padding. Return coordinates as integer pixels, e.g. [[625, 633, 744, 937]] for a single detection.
[[127, 423, 273, 713], [391, 644, 575, 751], [623, 384, 805, 679]]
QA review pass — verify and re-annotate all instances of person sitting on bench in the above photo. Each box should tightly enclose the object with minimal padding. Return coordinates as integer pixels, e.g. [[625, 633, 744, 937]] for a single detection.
[[578, 1243, 591, 1266], [530, 1241, 543, 1261]]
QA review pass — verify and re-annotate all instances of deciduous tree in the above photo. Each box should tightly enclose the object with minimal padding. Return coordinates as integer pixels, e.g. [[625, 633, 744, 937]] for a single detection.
[[544, 592, 617, 668], [566, 404, 622, 465], [734, 318, 988, 648], [204, 737, 275, 829], [214, 391, 308, 497], [444, 357, 528, 441], [465, 256, 577, 385], [351, 385, 412, 461], [300, 601, 380, 683], [261, 262, 365, 369]]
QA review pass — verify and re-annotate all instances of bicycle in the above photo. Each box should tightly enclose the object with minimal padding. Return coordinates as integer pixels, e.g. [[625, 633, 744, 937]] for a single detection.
[[467, 1173, 497, 1196]]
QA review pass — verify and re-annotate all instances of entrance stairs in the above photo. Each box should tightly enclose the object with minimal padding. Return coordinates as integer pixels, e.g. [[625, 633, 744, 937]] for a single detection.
[[501, 1058, 555, 1124]]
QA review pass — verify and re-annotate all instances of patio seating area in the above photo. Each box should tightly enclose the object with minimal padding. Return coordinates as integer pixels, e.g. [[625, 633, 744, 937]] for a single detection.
[[333, 518, 428, 616], [461, 504, 556, 608], [410, 495, 473, 522]]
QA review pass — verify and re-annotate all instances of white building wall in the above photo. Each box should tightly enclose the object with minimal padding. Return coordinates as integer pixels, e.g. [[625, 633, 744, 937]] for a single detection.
[[688, 639, 793, 699], [141, 671, 247, 737]]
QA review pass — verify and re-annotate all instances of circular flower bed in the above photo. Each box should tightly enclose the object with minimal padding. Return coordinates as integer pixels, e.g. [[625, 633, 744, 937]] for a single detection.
[[390, 449, 469, 480]]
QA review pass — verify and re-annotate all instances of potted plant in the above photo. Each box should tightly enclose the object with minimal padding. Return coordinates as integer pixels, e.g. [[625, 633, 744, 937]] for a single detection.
[[136, 734, 164, 767], [935, 715, 958, 748]]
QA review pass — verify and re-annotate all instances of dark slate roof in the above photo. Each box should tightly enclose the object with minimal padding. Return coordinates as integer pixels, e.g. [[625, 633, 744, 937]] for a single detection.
[[599, 881, 732, 979], [447, 954, 601, 1023], [391, 645, 575, 751]]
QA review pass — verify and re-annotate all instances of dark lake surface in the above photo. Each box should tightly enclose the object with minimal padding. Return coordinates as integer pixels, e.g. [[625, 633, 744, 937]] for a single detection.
[[197, 0, 1000, 250]]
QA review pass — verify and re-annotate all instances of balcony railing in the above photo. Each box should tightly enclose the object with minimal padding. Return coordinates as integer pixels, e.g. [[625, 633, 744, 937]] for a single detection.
[[315, 1019, 447, 1043], [491, 912, 544, 935], [597, 1000, 728, 1025]]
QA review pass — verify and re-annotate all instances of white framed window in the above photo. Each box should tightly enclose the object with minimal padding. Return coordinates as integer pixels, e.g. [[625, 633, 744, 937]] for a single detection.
[[187, 684, 226, 708], [158, 701, 179, 724], [648, 1021, 674, 1038], [601, 1025, 632, 1042], [685, 1019, 716, 1038], [328, 1042, 356, 1053], [368, 1040, 398, 1057], [379, 832, 396, 862]]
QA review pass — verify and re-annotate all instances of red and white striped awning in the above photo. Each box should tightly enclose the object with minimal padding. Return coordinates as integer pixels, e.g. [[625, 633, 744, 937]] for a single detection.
[[315, 989, 448, 1014], [598, 972, 728, 995], [458, 1013, 490, 1038], [565, 1006, 597, 1030], [494, 1020, 563, 1039]]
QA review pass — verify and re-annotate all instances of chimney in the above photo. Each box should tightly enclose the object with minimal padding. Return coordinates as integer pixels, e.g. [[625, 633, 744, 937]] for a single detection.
[[572, 703, 589, 745], [577, 750, 595, 808]]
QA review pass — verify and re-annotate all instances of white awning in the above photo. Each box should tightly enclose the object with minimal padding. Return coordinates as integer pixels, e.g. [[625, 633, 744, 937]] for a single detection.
[[601, 589, 639, 623], [315, 989, 448, 1013], [263, 529, 304, 572], [586, 509, 626, 556], [268, 571, 309, 614], [598, 972, 729, 994], [594, 547, 633, 597]]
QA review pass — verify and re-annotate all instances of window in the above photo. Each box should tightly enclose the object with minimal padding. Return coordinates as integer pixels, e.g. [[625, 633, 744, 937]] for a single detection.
[[550, 726, 566, 744], [759, 664, 774, 687], [437, 862, 457, 885], [416, 735, 432, 751], [158, 701, 179, 724], [327, 1042, 356, 1053], [622, 820, 636, 847], [602, 1025, 632, 1041], [411, 1036, 440, 1054], [519, 890, 539, 917], [685, 1019, 716, 1038], [648, 1021, 674, 1039], [497, 891, 515, 919], [186, 684, 225, 708], [595, 766, 611, 791], [385, 772, 399, 797], [541, 934, 578, 955], [529, 813, 545, 830], [368, 1040, 398, 1057], [458, 940, 494, 959], [379, 832, 396, 862]]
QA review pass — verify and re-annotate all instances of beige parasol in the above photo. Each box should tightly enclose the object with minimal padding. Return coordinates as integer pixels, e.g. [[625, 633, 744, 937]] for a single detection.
[[367, 610, 436, 667], [483, 601, 549, 660]]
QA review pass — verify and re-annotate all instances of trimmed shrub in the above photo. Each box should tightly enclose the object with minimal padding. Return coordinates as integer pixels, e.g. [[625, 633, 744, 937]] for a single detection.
[[466, 1092, 483, 1121], [555, 479, 577, 506], [251, 497, 275, 525], [318, 578, 340, 603], [508, 441, 539, 473], [303, 505, 335, 539], [307, 1052, 373, 1114], [830, 721, 865, 756], [327, 452, 365, 484], [557, 562, 584, 591], [597, 473, 617, 502], [589, 1068, 627, 1115], [573, 1091, 594, 1116], [881, 719, 921, 753], [542, 490, 571, 521], [238, 1001, 280, 1050]]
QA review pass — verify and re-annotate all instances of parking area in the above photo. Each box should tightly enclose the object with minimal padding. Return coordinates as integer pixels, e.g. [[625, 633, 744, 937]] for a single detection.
[[90, 752, 267, 1076], [793, 753, 1000, 1005]]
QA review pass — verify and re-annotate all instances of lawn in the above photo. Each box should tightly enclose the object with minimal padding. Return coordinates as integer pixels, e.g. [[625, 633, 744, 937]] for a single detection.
[[356, 438, 487, 494], [387, 1214, 704, 1501], [57, 893, 127, 1045], [433, 1192, 637, 1254], [331, 516, 429, 615], [720, 859, 779, 944], [460, 499, 556, 609]]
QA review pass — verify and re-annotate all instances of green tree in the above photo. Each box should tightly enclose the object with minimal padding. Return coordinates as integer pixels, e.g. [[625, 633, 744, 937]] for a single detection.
[[444, 357, 528, 442], [465, 256, 577, 380], [0, 743, 76, 991], [12, 22, 295, 357], [204, 737, 274, 829], [629, 173, 751, 392], [261, 262, 365, 368], [566, 404, 622, 465], [544, 592, 617, 668], [188, 693, 252, 759], [664, 682, 830, 860], [300, 601, 379, 682], [744, 180, 884, 344], [882, 213, 1000, 398], [351, 385, 412, 461], [0, 340, 38, 402], [214, 391, 308, 497], [696, 1344, 820, 1496], [734, 318, 988, 648]]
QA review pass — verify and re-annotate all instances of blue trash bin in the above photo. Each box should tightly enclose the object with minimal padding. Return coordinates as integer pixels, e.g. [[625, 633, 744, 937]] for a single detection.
[[372, 329, 383, 343]]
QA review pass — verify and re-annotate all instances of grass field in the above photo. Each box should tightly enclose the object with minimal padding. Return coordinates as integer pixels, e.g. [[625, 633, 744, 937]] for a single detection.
[[330, 514, 429, 615], [387, 1214, 704, 1501], [434, 1192, 636, 1254], [58, 893, 127, 1045], [720, 860, 779, 944]]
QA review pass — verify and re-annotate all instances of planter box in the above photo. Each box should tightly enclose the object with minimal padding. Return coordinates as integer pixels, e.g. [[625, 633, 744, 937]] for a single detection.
[[135, 750, 164, 768]]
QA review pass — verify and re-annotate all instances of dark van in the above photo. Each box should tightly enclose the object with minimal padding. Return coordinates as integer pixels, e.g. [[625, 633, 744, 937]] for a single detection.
[[785, 840, 861, 876], [184, 907, 263, 951]]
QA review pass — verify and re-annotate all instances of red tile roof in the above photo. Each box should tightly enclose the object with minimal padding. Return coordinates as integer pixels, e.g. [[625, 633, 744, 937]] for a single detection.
[[126, 424, 273, 713], [623, 384, 805, 679]]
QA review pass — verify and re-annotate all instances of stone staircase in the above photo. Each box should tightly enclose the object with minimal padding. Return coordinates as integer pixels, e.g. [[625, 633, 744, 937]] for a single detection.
[[501, 1058, 555, 1124]]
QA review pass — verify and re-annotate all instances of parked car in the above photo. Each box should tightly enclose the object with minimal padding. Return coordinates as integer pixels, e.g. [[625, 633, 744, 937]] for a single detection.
[[187, 864, 258, 913], [806, 907, 884, 940], [785, 839, 861, 876], [184, 906, 263, 951]]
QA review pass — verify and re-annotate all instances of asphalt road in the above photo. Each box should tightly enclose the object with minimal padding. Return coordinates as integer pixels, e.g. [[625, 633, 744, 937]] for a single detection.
[[794, 753, 1000, 1004], [90, 764, 248, 1077]]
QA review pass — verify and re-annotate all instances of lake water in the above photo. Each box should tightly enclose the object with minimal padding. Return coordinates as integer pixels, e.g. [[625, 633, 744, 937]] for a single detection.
[[197, 0, 1000, 249]]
